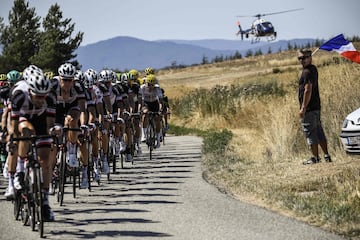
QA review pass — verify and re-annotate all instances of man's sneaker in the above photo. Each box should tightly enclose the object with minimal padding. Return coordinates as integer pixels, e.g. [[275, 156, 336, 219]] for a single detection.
[[4, 185, 14, 200], [102, 160, 110, 174], [67, 143, 79, 168], [125, 154, 133, 162], [2, 160, 8, 178], [43, 204, 55, 222], [303, 156, 320, 165], [324, 154, 332, 162], [14, 172, 24, 190], [119, 141, 126, 153]]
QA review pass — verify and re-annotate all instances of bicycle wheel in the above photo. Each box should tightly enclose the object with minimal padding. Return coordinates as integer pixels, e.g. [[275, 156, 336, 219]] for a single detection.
[[72, 166, 77, 198], [34, 166, 44, 237], [14, 190, 22, 220], [147, 122, 155, 160], [57, 149, 66, 206]]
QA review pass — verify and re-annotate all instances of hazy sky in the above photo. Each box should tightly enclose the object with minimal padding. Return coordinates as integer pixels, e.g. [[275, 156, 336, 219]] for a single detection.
[[0, 0, 359, 46]]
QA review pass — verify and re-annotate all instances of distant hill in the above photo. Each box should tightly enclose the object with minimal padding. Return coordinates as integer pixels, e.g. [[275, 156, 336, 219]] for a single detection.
[[75, 36, 318, 71], [75, 36, 234, 71]]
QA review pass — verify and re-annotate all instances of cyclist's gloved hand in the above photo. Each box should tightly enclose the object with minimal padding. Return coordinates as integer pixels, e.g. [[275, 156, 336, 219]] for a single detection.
[[80, 124, 89, 135], [88, 123, 96, 131], [6, 141, 16, 154], [49, 125, 63, 136]]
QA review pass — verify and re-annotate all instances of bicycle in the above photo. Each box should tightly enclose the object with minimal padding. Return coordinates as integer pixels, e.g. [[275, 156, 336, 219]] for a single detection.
[[56, 127, 82, 206], [123, 111, 140, 165], [11, 134, 57, 238], [145, 111, 159, 160]]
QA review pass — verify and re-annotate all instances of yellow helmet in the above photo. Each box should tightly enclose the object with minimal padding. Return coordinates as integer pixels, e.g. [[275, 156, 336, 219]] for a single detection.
[[145, 67, 154, 75], [129, 69, 139, 80], [146, 74, 157, 85]]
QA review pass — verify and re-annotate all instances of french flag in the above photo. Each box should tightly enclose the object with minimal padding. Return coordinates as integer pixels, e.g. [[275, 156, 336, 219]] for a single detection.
[[319, 34, 360, 64]]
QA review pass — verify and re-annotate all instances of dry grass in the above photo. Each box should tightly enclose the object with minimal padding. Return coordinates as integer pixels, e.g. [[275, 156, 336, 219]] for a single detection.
[[158, 47, 360, 238]]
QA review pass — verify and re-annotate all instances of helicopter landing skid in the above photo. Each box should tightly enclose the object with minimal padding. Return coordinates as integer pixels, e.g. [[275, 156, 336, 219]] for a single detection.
[[251, 37, 261, 44], [266, 35, 276, 42]]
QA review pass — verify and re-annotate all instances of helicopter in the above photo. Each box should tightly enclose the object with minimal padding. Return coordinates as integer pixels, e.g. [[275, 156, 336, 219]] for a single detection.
[[236, 8, 303, 43]]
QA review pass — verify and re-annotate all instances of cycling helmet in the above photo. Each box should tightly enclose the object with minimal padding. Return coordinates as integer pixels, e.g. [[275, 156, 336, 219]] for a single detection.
[[83, 69, 97, 88], [58, 63, 76, 78], [112, 71, 118, 83], [146, 74, 157, 85], [120, 73, 129, 84], [74, 70, 85, 82], [23, 65, 43, 81], [129, 69, 139, 80], [7, 70, 21, 84], [144, 67, 154, 75], [27, 69, 51, 95], [86, 69, 98, 84], [99, 69, 113, 82]]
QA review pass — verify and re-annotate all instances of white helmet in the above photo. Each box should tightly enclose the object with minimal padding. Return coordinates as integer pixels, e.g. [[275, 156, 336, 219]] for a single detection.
[[99, 69, 112, 82], [58, 63, 76, 78], [27, 68, 51, 95], [23, 65, 43, 81], [74, 70, 85, 82], [83, 69, 97, 88]]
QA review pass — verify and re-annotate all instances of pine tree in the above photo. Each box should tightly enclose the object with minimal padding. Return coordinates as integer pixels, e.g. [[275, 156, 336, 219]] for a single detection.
[[31, 3, 83, 72], [0, 0, 41, 72]]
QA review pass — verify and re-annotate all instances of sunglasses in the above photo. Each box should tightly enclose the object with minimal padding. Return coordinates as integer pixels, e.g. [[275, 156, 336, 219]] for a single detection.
[[32, 93, 47, 99], [62, 78, 73, 82], [298, 55, 310, 61]]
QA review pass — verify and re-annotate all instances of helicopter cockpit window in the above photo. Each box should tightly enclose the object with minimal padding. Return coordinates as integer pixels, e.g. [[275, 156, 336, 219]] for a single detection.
[[262, 22, 273, 29]]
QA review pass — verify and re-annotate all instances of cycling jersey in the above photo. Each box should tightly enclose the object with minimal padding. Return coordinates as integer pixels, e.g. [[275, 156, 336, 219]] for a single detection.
[[10, 80, 56, 121], [10, 80, 56, 135], [52, 76, 86, 125], [139, 84, 163, 103]]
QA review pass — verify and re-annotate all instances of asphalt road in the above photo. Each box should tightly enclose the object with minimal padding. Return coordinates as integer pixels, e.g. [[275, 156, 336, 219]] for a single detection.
[[0, 135, 345, 240]]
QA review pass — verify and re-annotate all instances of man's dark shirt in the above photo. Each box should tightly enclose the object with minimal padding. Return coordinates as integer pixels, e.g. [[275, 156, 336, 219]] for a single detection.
[[298, 64, 321, 112]]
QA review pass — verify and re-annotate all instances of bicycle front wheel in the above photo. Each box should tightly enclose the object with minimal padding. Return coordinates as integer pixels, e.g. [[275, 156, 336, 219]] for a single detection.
[[34, 166, 44, 237]]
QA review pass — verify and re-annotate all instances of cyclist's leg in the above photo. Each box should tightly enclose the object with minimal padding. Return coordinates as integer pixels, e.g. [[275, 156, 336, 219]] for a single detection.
[[92, 126, 101, 181], [13, 120, 34, 190], [65, 108, 80, 167], [79, 137, 89, 188], [141, 106, 149, 142], [101, 121, 110, 174]]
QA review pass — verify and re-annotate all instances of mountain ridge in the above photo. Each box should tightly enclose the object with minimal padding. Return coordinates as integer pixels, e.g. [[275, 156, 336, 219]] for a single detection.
[[75, 36, 318, 71]]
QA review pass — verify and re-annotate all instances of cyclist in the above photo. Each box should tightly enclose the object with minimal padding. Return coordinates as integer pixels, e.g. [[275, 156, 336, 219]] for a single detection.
[[128, 69, 143, 156], [1, 70, 22, 198], [84, 69, 103, 181], [116, 73, 135, 162], [52, 63, 89, 188], [74, 70, 94, 188], [139, 74, 163, 148], [8, 65, 56, 221], [161, 88, 170, 131]]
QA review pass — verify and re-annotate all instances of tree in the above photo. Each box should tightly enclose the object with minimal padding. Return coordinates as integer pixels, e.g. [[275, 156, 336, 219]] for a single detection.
[[0, 0, 41, 72], [31, 4, 83, 72]]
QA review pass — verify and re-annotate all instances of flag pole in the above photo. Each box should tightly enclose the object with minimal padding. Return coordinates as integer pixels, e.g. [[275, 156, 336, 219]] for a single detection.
[[312, 47, 320, 56]]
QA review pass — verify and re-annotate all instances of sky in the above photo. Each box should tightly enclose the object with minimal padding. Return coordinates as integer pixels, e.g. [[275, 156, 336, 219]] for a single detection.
[[0, 0, 359, 46]]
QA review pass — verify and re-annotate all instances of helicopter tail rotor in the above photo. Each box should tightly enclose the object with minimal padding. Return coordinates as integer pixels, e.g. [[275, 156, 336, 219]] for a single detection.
[[236, 21, 244, 40]]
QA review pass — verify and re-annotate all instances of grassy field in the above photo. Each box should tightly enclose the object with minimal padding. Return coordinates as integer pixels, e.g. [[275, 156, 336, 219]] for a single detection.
[[157, 46, 360, 239]]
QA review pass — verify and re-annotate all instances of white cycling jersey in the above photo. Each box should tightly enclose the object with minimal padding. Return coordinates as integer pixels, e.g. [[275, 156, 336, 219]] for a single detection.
[[139, 83, 163, 103]]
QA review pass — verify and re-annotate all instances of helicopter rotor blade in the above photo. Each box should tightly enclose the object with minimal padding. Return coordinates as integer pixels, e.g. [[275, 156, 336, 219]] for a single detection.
[[259, 8, 304, 17]]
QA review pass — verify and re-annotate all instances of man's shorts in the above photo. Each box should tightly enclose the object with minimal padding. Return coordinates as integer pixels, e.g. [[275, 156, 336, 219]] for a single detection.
[[301, 110, 327, 145]]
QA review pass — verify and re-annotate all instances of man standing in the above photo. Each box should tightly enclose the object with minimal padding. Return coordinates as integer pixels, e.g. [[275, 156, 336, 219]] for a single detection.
[[298, 49, 332, 164]]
